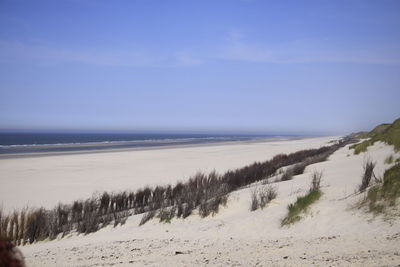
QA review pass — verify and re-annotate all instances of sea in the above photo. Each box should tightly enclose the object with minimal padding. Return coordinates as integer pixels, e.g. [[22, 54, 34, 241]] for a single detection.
[[0, 133, 288, 155]]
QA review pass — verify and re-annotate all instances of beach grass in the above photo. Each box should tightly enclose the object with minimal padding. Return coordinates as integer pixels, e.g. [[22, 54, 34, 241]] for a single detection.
[[350, 118, 400, 154], [281, 190, 322, 226], [363, 163, 400, 214]]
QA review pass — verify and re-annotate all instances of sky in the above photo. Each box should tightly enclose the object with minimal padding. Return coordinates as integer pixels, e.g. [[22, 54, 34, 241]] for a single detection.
[[0, 0, 399, 135]]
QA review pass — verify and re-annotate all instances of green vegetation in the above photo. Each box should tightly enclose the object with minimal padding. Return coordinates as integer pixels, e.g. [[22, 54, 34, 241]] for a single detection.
[[351, 131, 369, 139], [281, 171, 323, 226], [350, 139, 374, 154], [369, 123, 391, 136], [350, 118, 400, 154], [381, 163, 400, 204], [351, 123, 390, 140], [381, 119, 400, 150], [281, 190, 322, 226], [363, 163, 400, 214]]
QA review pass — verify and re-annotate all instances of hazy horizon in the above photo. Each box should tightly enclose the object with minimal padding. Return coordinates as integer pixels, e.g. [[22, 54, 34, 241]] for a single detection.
[[0, 128, 331, 137]]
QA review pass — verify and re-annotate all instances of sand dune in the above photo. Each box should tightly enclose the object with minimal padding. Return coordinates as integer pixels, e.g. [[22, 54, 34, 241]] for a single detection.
[[12, 138, 400, 266]]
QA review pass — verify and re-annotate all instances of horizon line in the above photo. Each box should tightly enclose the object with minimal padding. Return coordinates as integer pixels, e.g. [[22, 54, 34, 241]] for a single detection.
[[0, 128, 339, 137]]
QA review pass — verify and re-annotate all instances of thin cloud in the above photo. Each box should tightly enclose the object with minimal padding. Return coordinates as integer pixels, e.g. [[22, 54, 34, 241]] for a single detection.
[[226, 29, 245, 43], [218, 32, 400, 65], [0, 40, 158, 66], [1, 34, 399, 67], [0, 40, 204, 67], [175, 52, 203, 66]]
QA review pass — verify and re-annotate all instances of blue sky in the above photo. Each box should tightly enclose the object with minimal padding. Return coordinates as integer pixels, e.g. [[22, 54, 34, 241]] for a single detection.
[[0, 0, 399, 135]]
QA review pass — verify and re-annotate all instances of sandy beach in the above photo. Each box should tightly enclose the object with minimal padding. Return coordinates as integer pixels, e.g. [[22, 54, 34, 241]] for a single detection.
[[12, 137, 400, 266], [0, 136, 334, 211]]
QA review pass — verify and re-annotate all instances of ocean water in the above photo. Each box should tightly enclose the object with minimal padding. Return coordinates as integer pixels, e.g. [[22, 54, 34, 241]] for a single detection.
[[0, 133, 277, 154]]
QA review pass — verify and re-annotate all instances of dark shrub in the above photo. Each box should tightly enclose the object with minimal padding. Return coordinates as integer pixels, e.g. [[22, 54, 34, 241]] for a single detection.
[[250, 185, 277, 211], [176, 203, 183, 218], [77, 199, 99, 234], [359, 159, 376, 192], [199, 195, 228, 217], [310, 171, 323, 193], [100, 192, 110, 215], [10, 211, 19, 244], [113, 210, 129, 227], [152, 186, 166, 209], [182, 203, 193, 218], [26, 208, 48, 243], [77, 211, 99, 234], [128, 192, 135, 209], [158, 206, 176, 223], [0, 214, 9, 240], [292, 163, 306, 176], [250, 188, 259, 211], [71, 201, 83, 222], [19, 209, 27, 245], [139, 210, 156, 226], [262, 185, 278, 206], [281, 168, 293, 181]]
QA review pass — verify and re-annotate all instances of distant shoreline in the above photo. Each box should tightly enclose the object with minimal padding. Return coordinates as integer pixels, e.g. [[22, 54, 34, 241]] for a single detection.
[[0, 136, 337, 212], [0, 136, 310, 159]]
